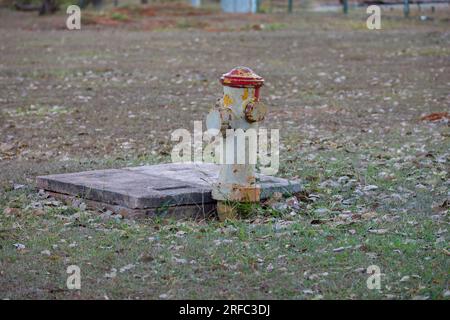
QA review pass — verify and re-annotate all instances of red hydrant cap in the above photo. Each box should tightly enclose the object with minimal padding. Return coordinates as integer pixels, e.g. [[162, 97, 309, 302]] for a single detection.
[[220, 66, 264, 88]]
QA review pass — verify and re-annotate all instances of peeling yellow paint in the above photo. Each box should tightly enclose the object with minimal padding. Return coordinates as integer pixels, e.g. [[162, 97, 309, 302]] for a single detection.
[[242, 88, 249, 101], [223, 94, 234, 107]]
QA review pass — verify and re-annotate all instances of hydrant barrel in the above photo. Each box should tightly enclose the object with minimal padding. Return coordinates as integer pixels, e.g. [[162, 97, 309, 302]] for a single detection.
[[206, 67, 267, 218]]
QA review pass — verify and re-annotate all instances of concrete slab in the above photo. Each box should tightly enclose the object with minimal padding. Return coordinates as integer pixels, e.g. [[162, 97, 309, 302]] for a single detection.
[[37, 163, 302, 218]]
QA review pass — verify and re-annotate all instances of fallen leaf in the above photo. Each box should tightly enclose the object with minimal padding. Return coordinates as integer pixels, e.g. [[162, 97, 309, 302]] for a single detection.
[[400, 275, 410, 282], [119, 264, 135, 273], [420, 112, 449, 121], [311, 219, 328, 225], [13, 243, 26, 250], [32, 209, 45, 216], [360, 211, 378, 220], [140, 254, 154, 262], [363, 185, 379, 192], [104, 268, 117, 279], [0, 142, 15, 153], [3, 207, 21, 217], [175, 230, 186, 238], [333, 246, 352, 252], [369, 229, 388, 235], [173, 257, 187, 264]]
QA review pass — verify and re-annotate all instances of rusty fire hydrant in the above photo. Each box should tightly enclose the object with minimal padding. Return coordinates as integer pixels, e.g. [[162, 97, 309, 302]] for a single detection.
[[206, 66, 267, 219]]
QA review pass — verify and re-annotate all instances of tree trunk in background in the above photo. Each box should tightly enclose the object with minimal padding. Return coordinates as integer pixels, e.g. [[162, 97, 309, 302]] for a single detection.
[[14, 2, 41, 11], [92, 0, 102, 9], [38, 0, 58, 15], [141, 0, 148, 4]]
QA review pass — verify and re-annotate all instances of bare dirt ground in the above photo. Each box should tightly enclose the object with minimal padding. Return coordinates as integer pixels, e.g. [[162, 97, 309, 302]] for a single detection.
[[0, 4, 449, 299]]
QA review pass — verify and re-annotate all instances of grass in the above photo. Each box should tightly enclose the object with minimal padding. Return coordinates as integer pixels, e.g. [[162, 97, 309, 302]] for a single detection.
[[0, 6, 449, 299], [111, 12, 130, 22], [0, 137, 448, 299], [3, 105, 70, 117], [0, 198, 447, 300]]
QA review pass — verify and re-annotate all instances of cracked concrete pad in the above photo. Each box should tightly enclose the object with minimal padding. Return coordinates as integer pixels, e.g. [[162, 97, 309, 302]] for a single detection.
[[37, 163, 302, 211]]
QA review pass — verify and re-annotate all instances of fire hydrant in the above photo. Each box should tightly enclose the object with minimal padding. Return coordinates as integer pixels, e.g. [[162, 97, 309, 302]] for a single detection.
[[206, 66, 267, 219]]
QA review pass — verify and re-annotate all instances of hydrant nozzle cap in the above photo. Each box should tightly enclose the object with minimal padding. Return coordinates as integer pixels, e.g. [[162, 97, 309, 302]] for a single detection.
[[220, 66, 264, 88]]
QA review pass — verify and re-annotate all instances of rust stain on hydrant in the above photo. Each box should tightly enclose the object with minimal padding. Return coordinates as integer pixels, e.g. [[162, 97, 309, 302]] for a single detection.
[[206, 66, 267, 220]]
